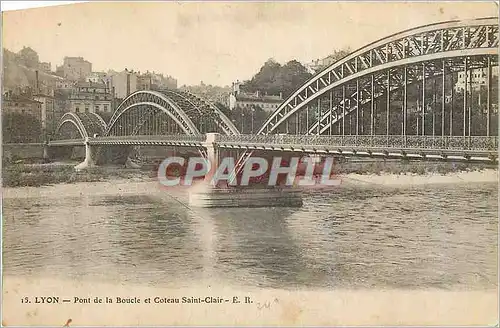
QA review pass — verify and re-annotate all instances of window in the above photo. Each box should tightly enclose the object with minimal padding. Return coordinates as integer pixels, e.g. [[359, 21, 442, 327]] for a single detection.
[[21, 109, 26, 114], [104, 105, 109, 112], [75, 108, 80, 113], [14, 103, 18, 106], [95, 105, 100, 111], [85, 108, 89, 113]]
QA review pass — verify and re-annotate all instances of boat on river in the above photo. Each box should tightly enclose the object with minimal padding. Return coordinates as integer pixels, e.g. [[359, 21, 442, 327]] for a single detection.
[[188, 183, 303, 208]]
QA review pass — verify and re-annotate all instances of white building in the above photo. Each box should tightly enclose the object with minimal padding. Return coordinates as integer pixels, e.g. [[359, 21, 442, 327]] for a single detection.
[[109, 69, 138, 99], [455, 67, 499, 92], [68, 82, 113, 114], [228, 81, 283, 112]]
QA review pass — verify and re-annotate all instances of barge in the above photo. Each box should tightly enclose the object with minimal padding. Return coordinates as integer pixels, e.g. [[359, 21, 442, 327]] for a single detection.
[[188, 183, 303, 208]]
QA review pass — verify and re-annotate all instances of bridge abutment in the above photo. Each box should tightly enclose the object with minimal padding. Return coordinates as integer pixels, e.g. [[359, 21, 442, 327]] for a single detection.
[[42, 143, 50, 162], [75, 137, 96, 171], [201, 133, 220, 186], [202, 132, 220, 169]]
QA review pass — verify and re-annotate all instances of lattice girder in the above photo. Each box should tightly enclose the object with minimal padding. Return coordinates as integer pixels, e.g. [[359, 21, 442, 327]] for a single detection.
[[53, 112, 107, 140], [106, 91, 200, 136], [106, 90, 239, 137], [259, 17, 499, 135], [308, 55, 497, 135]]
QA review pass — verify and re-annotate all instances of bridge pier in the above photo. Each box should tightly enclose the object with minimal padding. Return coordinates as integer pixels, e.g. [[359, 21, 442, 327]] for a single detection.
[[75, 137, 96, 171], [42, 142, 50, 162], [201, 133, 220, 185]]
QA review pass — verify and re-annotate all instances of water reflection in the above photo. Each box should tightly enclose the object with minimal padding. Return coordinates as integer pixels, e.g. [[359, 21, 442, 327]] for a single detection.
[[205, 207, 308, 288], [2, 182, 498, 290]]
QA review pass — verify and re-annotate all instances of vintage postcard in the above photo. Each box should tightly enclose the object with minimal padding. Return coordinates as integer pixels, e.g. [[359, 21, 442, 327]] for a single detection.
[[1, 1, 498, 326]]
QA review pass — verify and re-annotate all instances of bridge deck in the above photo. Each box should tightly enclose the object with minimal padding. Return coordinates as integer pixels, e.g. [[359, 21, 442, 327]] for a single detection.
[[48, 134, 498, 162]]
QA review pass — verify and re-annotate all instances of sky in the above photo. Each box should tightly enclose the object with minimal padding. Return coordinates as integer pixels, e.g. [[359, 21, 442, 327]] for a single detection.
[[2, 1, 498, 87]]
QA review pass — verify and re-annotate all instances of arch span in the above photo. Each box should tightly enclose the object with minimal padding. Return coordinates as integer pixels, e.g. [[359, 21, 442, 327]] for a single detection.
[[105, 89, 239, 137], [230, 17, 499, 180], [53, 112, 107, 140], [258, 17, 498, 135], [106, 90, 201, 136]]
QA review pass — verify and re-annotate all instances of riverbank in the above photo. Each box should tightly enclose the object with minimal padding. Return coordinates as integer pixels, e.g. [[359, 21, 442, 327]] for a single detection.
[[341, 168, 498, 186], [2, 276, 497, 326], [1, 163, 156, 188], [2, 160, 498, 188], [2, 169, 497, 201]]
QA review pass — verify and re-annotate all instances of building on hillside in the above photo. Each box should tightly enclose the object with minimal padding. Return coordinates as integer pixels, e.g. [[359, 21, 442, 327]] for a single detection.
[[39, 62, 51, 73], [110, 69, 138, 99], [228, 81, 283, 112], [2, 92, 44, 143], [56, 80, 77, 90], [137, 74, 152, 91], [86, 71, 112, 86], [32, 93, 56, 132], [68, 81, 113, 114], [56, 57, 92, 81], [229, 92, 283, 112], [180, 85, 231, 107], [2, 92, 43, 121], [454, 67, 499, 92], [137, 71, 177, 91], [305, 56, 338, 74]]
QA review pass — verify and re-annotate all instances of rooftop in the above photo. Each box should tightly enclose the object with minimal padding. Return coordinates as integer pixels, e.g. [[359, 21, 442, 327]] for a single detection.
[[33, 93, 55, 99], [3, 94, 42, 104], [235, 94, 283, 103], [76, 81, 109, 89]]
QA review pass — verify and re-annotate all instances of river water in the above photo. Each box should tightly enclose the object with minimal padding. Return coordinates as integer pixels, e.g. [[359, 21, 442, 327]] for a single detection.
[[2, 180, 498, 291]]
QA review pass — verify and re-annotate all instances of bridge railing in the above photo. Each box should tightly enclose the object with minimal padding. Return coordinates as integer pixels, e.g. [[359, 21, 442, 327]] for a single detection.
[[48, 138, 85, 145], [91, 134, 206, 142], [216, 134, 498, 151]]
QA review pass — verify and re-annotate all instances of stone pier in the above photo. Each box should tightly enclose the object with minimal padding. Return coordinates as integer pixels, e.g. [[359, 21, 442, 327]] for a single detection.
[[74, 137, 96, 171], [200, 132, 220, 186]]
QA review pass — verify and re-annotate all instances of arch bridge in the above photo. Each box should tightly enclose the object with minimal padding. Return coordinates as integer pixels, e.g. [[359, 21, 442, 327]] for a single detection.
[[230, 17, 499, 176], [49, 89, 239, 166], [48, 17, 499, 171]]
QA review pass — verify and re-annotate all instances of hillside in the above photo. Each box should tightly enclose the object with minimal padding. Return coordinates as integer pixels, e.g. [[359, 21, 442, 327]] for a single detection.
[[2, 48, 63, 93]]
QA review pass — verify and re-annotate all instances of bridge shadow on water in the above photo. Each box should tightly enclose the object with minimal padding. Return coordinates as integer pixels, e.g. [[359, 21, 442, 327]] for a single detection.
[[91, 194, 319, 289]]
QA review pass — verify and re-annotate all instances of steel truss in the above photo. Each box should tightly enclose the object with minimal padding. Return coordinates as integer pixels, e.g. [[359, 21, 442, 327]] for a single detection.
[[230, 17, 499, 180], [53, 112, 107, 140], [306, 55, 498, 137], [105, 90, 238, 138], [260, 17, 498, 135]]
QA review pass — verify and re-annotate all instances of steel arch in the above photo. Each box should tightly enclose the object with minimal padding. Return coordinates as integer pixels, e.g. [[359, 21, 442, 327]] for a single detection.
[[308, 54, 498, 135], [105, 89, 239, 137], [53, 112, 107, 140], [176, 89, 240, 135], [90, 112, 108, 131], [106, 90, 200, 136], [259, 17, 499, 135], [108, 101, 201, 136]]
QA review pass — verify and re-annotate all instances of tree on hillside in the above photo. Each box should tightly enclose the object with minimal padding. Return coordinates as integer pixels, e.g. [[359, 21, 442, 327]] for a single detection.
[[2, 112, 43, 143], [241, 58, 312, 98], [17, 47, 39, 69], [280, 60, 313, 96]]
